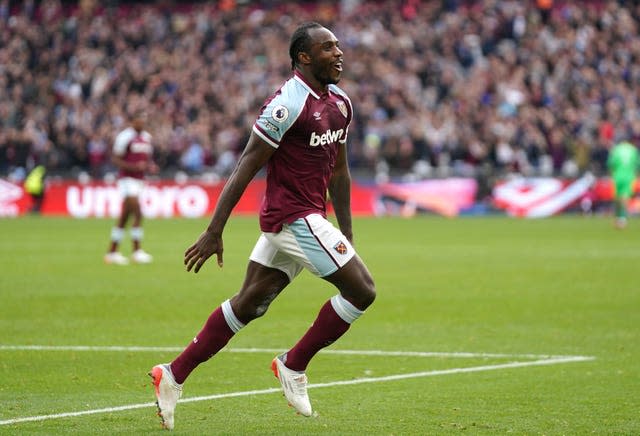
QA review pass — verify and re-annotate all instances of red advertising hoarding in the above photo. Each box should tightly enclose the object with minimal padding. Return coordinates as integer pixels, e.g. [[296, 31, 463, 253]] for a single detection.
[[2, 176, 629, 218], [492, 175, 638, 217], [0, 178, 479, 218], [0, 179, 379, 218]]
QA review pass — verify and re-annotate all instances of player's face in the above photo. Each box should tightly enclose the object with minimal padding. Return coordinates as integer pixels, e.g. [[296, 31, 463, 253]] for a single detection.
[[307, 27, 343, 86], [132, 113, 147, 131]]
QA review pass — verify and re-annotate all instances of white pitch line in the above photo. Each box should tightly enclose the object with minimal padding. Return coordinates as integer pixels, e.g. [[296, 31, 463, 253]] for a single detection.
[[0, 345, 591, 360], [0, 355, 594, 427]]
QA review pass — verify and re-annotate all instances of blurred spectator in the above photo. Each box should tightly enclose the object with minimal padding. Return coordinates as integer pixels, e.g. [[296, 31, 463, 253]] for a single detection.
[[180, 138, 205, 174], [2, 0, 640, 183]]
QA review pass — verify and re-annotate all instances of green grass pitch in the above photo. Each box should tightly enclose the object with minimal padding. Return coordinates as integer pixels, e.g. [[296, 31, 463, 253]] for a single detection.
[[0, 215, 638, 434]]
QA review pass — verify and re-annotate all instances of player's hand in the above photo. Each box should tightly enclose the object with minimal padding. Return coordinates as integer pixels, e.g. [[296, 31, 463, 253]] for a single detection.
[[134, 161, 148, 171], [184, 231, 223, 273], [148, 162, 160, 174]]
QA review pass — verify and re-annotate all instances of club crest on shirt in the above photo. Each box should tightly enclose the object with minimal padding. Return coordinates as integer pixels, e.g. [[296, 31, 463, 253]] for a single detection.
[[333, 241, 348, 255], [272, 105, 289, 123], [336, 101, 348, 118]]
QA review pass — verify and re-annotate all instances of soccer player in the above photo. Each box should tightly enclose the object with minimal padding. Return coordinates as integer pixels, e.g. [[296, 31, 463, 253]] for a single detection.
[[607, 139, 639, 228], [149, 22, 376, 430], [104, 109, 158, 265]]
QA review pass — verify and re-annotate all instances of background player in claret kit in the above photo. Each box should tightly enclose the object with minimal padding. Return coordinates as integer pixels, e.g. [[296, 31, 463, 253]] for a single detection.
[[104, 110, 158, 265], [149, 22, 376, 430], [607, 139, 640, 229]]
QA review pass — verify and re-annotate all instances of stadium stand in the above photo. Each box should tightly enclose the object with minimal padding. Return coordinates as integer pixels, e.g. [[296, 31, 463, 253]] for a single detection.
[[1, 0, 638, 184]]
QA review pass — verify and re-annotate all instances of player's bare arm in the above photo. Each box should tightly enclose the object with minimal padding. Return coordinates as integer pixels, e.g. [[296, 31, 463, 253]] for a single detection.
[[184, 133, 276, 273], [328, 141, 353, 243]]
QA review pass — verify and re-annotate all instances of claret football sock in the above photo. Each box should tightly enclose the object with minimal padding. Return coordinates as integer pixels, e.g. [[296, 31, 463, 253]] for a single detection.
[[284, 295, 364, 372], [170, 300, 244, 384]]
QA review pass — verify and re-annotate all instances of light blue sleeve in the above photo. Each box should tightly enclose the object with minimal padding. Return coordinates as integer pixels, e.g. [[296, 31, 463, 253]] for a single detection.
[[253, 80, 307, 148]]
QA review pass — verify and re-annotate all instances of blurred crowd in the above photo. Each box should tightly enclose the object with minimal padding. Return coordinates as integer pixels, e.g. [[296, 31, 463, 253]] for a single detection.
[[2, 0, 640, 184]]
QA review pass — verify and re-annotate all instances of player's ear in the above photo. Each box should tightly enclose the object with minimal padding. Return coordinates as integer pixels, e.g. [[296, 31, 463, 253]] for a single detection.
[[298, 51, 312, 65]]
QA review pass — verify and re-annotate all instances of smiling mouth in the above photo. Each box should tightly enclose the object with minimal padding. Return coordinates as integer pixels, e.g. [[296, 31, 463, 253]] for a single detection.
[[334, 61, 343, 72]]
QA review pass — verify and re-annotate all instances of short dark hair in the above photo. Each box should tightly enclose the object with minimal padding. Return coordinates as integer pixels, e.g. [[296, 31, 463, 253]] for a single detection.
[[289, 22, 324, 70]]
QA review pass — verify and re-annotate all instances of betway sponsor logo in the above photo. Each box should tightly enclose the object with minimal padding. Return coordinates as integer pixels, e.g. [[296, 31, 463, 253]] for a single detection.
[[309, 128, 344, 147], [67, 185, 209, 218]]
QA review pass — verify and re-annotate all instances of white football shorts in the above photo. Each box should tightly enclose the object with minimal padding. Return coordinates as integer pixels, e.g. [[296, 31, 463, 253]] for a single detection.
[[249, 213, 355, 280], [117, 177, 145, 198]]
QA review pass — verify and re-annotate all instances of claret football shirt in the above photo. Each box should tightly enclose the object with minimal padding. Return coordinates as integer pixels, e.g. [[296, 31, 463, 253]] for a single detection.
[[253, 71, 353, 232], [112, 127, 153, 179]]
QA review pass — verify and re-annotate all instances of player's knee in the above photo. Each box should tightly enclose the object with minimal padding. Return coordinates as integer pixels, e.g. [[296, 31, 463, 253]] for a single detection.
[[360, 277, 376, 308], [253, 299, 271, 318], [232, 288, 280, 322], [233, 301, 265, 323], [350, 276, 376, 311]]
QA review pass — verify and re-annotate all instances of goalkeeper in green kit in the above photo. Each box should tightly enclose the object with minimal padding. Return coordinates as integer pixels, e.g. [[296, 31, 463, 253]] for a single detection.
[[607, 140, 640, 228]]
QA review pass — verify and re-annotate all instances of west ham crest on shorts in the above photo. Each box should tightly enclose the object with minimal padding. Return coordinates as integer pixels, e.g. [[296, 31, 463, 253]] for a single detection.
[[333, 241, 348, 254], [336, 101, 347, 118]]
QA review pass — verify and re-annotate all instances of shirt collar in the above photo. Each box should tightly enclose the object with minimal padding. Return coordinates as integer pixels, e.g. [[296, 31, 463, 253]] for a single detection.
[[293, 70, 329, 100]]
